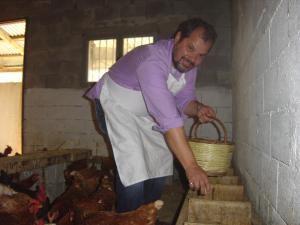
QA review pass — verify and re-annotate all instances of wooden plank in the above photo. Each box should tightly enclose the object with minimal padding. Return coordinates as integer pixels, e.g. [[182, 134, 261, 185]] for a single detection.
[[188, 184, 246, 201], [187, 199, 251, 225], [0, 149, 92, 174], [208, 176, 239, 185], [0, 66, 22, 72]]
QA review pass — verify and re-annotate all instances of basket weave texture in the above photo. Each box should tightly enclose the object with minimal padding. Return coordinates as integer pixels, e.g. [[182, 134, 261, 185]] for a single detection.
[[188, 118, 234, 176]]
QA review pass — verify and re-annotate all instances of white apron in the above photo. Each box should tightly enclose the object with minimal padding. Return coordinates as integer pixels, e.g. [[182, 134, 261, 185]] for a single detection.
[[100, 72, 186, 186]]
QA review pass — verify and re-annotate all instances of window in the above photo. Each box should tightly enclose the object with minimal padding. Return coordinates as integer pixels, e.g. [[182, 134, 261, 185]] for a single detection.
[[87, 39, 117, 82], [123, 36, 154, 55], [87, 36, 154, 82]]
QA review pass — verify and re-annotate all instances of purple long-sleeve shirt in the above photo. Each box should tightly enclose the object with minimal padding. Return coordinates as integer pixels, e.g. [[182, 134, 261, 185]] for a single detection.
[[86, 39, 198, 132]]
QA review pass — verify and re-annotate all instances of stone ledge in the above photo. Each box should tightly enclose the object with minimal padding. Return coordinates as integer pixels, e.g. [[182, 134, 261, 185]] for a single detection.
[[0, 149, 92, 174]]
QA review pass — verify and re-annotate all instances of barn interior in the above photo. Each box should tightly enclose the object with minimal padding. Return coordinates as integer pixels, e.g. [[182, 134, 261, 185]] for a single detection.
[[0, 0, 299, 225]]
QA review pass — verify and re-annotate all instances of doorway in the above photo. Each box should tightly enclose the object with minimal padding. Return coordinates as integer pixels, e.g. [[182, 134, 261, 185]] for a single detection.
[[0, 19, 26, 155]]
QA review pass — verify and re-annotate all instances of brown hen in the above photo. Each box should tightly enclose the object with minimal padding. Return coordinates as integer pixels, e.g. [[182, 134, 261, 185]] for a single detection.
[[64, 160, 88, 186], [0, 193, 36, 225], [72, 174, 116, 221], [81, 200, 163, 225], [49, 167, 104, 222], [56, 211, 75, 225], [49, 184, 88, 222], [70, 167, 104, 194]]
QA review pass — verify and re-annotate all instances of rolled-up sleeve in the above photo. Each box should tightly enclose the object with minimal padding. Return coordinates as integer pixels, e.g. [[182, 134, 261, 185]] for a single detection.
[[137, 59, 184, 133], [85, 79, 104, 100]]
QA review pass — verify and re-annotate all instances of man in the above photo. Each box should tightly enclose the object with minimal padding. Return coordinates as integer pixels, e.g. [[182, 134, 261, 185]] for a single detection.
[[86, 17, 217, 213]]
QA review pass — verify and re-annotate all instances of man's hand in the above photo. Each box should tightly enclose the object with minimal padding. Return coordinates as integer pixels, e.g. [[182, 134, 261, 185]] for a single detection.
[[164, 127, 212, 195], [185, 164, 212, 195], [197, 103, 216, 123]]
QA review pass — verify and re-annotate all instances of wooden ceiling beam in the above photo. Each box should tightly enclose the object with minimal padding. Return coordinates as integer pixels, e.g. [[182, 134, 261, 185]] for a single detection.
[[0, 54, 22, 60], [0, 66, 22, 72], [0, 55, 23, 67], [0, 27, 24, 55], [11, 36, 25, 40]]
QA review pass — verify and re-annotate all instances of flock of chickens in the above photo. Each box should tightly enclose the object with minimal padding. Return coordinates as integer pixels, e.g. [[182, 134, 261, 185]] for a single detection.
[[0, 158, 164, 225]]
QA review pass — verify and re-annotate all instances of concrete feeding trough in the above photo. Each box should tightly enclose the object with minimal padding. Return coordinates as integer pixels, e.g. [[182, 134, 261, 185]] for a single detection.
[[187, 198, 251, 225], [189, 184, 247, 202], [177, 187, 251, 225], [176, 168, 259, 225], [208, 176, 239, 185]]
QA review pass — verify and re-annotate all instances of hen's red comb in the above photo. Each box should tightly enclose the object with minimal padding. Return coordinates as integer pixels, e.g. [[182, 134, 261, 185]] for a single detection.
[[37, 183, 48, 202], [29, 199, 42, 215]]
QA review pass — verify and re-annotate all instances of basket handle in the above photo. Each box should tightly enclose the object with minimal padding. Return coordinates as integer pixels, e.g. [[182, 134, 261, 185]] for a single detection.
[[189, 117, 228, 144]]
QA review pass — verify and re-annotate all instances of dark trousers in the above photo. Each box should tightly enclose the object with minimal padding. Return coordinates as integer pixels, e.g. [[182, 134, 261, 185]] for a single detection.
[[94, 99, 166, 212], [95, 99, 108, 135], [115, 174, 166, 212]]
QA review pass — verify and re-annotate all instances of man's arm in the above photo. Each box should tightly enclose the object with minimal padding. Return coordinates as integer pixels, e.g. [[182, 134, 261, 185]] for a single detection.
[[164, 126, 211, 194], [183, 100, 216, 122]]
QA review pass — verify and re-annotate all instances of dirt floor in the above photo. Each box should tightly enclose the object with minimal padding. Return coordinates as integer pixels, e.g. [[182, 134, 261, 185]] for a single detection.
[[157, 179, 187, 225]]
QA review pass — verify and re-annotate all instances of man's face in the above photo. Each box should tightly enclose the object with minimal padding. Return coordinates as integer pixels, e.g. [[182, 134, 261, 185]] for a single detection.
[[172, 27, 213, 73]]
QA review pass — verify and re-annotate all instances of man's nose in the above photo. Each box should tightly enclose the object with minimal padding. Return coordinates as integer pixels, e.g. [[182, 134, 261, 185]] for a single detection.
[[189, 54, 200, 65]]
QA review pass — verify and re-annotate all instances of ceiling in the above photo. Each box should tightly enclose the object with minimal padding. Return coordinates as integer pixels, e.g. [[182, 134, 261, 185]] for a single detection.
[[0, 20, 25, 73]]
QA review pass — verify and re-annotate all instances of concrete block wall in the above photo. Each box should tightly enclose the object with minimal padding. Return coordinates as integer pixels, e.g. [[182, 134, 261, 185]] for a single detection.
[[232, 0, 300, 224], [23, 88, 108, 155], [0, 0, 232, 155], [184, 87, 233, 142]]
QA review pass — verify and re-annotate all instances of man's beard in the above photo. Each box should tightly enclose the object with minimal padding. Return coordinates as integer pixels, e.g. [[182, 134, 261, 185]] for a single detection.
[[172, 56, 195, 73]]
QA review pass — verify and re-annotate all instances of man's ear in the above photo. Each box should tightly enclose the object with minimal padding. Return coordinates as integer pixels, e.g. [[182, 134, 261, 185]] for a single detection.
[[174, 31, 182, 44]]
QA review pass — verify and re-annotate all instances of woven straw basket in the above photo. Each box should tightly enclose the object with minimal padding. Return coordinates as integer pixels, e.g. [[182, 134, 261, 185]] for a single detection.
[[188, 118, 234, 176]]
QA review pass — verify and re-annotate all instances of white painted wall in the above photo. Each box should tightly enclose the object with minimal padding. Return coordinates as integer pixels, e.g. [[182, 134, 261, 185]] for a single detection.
[[23, 88, 108, 155], [24, 87, 232, 156], [232, 0, 300, 224]]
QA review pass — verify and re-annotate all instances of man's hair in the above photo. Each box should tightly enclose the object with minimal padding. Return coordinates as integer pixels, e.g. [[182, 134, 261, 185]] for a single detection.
[[173, 17, 217, 43]]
